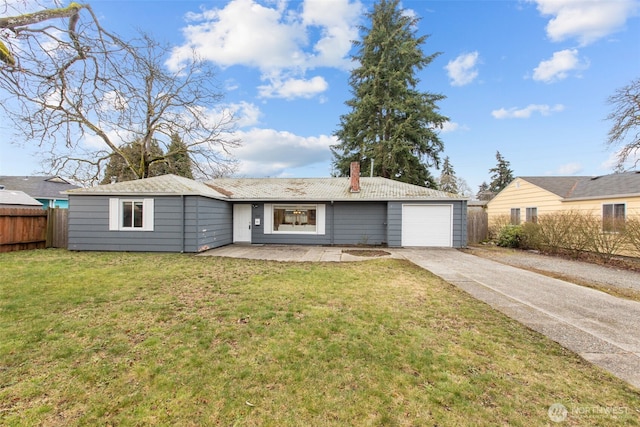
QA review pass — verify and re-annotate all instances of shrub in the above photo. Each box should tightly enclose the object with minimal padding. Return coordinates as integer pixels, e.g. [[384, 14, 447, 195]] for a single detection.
[[496, 225, 524, 248], [519, 221, 541, 250], [488, 215, 511, 241], [581, 214, 629, 262], [490, 211, 640, 260], [625, 216, 640, 254]]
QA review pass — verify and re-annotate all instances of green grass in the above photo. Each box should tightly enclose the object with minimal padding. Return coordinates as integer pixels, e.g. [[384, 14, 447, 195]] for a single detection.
[[1, 249, 639, 426]]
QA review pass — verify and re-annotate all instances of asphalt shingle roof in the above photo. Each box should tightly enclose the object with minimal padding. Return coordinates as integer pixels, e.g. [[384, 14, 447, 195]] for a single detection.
[[67, 174, 465, 201], [207, 177, 463, 201], [521, 171, 640, 200], [0, 190, 42, 207], [520, 176, 588, 198], [67, 174, 228, 199], [0, 176, 79, 200]]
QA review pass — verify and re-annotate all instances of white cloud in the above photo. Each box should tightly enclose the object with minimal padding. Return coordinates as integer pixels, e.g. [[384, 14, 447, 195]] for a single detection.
[[445, 52, 480, 86], [225, 101, 262, 128], [440, 121, 461, 133], [600, 148, 640, 171], [530, 0, 639, 45], [258, 75, 329, 99], [100, 90, 128, 113], [167, 0, 306, 72], [230, 128, 336, 176], [491, 104, 565, 119], [554, 162, 583, 175], [167, 0, 363, 100], [82, 128, 131, 149], [532, 49, 589, 83], [302, 0, 364, 69]]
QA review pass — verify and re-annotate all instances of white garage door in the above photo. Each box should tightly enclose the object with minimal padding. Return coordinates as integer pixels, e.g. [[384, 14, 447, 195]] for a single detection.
[[402, 204, 453, 247]]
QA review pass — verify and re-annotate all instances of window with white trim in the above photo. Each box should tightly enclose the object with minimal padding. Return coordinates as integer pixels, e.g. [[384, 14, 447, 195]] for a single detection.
[[603, 203, 625, 232], [525, 207, 538, 223], [510, 208, 521, 225], [263, 204, 325, 235], [109, 198, 154, 231]]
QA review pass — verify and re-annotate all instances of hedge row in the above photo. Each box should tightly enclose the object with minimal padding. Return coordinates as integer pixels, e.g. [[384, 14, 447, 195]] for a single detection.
[[490, 211, 640, 262]]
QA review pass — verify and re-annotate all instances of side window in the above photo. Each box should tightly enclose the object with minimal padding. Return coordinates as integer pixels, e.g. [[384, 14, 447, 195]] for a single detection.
[[109, 198, 154, 231], [510, 208, 521, 225], [526, 207, 538, 223], [122, 201, 144, 228], [602, 203, 625, 232]]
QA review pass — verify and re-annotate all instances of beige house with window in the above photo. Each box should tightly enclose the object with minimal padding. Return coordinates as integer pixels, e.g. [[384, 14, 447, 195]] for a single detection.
[[487, 172, 640, 228]]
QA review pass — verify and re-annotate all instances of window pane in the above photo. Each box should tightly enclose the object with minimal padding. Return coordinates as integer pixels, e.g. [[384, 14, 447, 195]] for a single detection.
[[510, 208, 520, 225], [614, 204, 625, 220], [122, 201, 133, 228], [603, 204, 625, 232], [122, 201, 144, 228], [273, 206, 316, 232], [133, 201, 144, 228]]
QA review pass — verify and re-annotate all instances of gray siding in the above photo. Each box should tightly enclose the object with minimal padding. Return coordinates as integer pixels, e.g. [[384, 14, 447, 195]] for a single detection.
[[456, 200, 468, 248], [250, 202, 332, 245], [387, 202, 403, 247], [184, 197, 232, 252], [387, 200, 467, 248], [332, 202, 386, 245], [69, 195, 466, 252], [68, 195, 232, 253], [250, 201, 386, 246]]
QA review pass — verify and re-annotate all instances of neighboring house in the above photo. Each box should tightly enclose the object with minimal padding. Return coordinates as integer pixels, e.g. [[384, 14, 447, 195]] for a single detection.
[[487, 172, 640, 229], [0, 188, 43, 209], [66, 166, 468, 253], [0, 176, 80, 208]]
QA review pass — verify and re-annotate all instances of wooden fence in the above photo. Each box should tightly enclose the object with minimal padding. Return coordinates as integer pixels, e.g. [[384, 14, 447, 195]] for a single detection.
[[0, 208, 68, 253], [467, 208, 488, 244], [47, 208, 68, 249]]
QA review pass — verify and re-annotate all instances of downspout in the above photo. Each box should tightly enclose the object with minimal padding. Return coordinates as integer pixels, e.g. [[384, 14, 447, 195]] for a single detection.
[[330, 200, 335, 245], [180, 195, 185, 253]]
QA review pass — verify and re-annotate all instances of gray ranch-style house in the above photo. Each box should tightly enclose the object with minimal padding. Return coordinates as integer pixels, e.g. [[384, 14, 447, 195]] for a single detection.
[[67, 167, 467, 252]]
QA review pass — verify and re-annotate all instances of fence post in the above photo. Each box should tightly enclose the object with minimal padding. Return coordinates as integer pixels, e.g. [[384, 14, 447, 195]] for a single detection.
[[46, 208, 54, 248]]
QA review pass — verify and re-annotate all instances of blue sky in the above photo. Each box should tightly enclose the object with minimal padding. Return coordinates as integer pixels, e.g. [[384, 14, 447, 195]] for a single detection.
[[1, 0, 639, 195]]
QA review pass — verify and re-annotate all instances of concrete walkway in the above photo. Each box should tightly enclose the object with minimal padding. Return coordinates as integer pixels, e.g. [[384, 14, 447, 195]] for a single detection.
[[200, 244, 406, 262], [201, 244, 640, 389]]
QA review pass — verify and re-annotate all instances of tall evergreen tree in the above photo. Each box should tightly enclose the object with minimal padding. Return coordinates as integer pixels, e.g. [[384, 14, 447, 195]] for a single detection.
[[438, 156, 458, 194], [101, 140, 166, 184], [476, 181, 493, 201], [488, 151, 514, 193], [101, 134, 195, 184], [165, 133, 194, 179], [331, 0, 448, 188]]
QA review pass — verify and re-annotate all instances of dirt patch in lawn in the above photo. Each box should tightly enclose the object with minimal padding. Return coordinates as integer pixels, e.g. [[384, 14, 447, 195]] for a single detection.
[[341, 249, 391, 257]]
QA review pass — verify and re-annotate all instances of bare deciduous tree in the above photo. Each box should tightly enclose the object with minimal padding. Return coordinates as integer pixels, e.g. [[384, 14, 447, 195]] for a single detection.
[[1, 2, 238, 185], [606, 77, 640, 170]]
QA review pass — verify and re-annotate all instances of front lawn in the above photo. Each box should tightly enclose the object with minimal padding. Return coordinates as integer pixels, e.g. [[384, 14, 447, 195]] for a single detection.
[[1, 250, 638, 426]]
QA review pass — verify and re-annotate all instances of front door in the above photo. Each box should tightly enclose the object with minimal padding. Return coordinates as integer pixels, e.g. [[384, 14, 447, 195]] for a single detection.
[[233, 204, 252, 243]]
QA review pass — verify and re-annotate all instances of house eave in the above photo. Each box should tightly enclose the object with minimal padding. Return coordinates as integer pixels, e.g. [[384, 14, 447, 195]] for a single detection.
[[229, 197, 467, 202], [562, 192, 640, 202], [67, 191, 229, 201]]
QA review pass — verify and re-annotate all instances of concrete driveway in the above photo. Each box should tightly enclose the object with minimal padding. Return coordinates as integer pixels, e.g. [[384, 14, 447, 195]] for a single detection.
[[201, 244, 640, 389], [404, 248, 640, 390]]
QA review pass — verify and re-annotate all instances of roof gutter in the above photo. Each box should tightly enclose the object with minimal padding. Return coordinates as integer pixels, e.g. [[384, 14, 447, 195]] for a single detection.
[[562, 192, 640, 202]]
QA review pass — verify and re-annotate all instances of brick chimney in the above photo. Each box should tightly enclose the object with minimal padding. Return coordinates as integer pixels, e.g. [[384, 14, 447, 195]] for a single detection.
[[350, 161, 361, 193]]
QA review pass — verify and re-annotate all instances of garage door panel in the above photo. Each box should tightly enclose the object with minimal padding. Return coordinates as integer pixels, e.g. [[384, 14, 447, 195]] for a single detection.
[[402, 205, 452, 247]]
